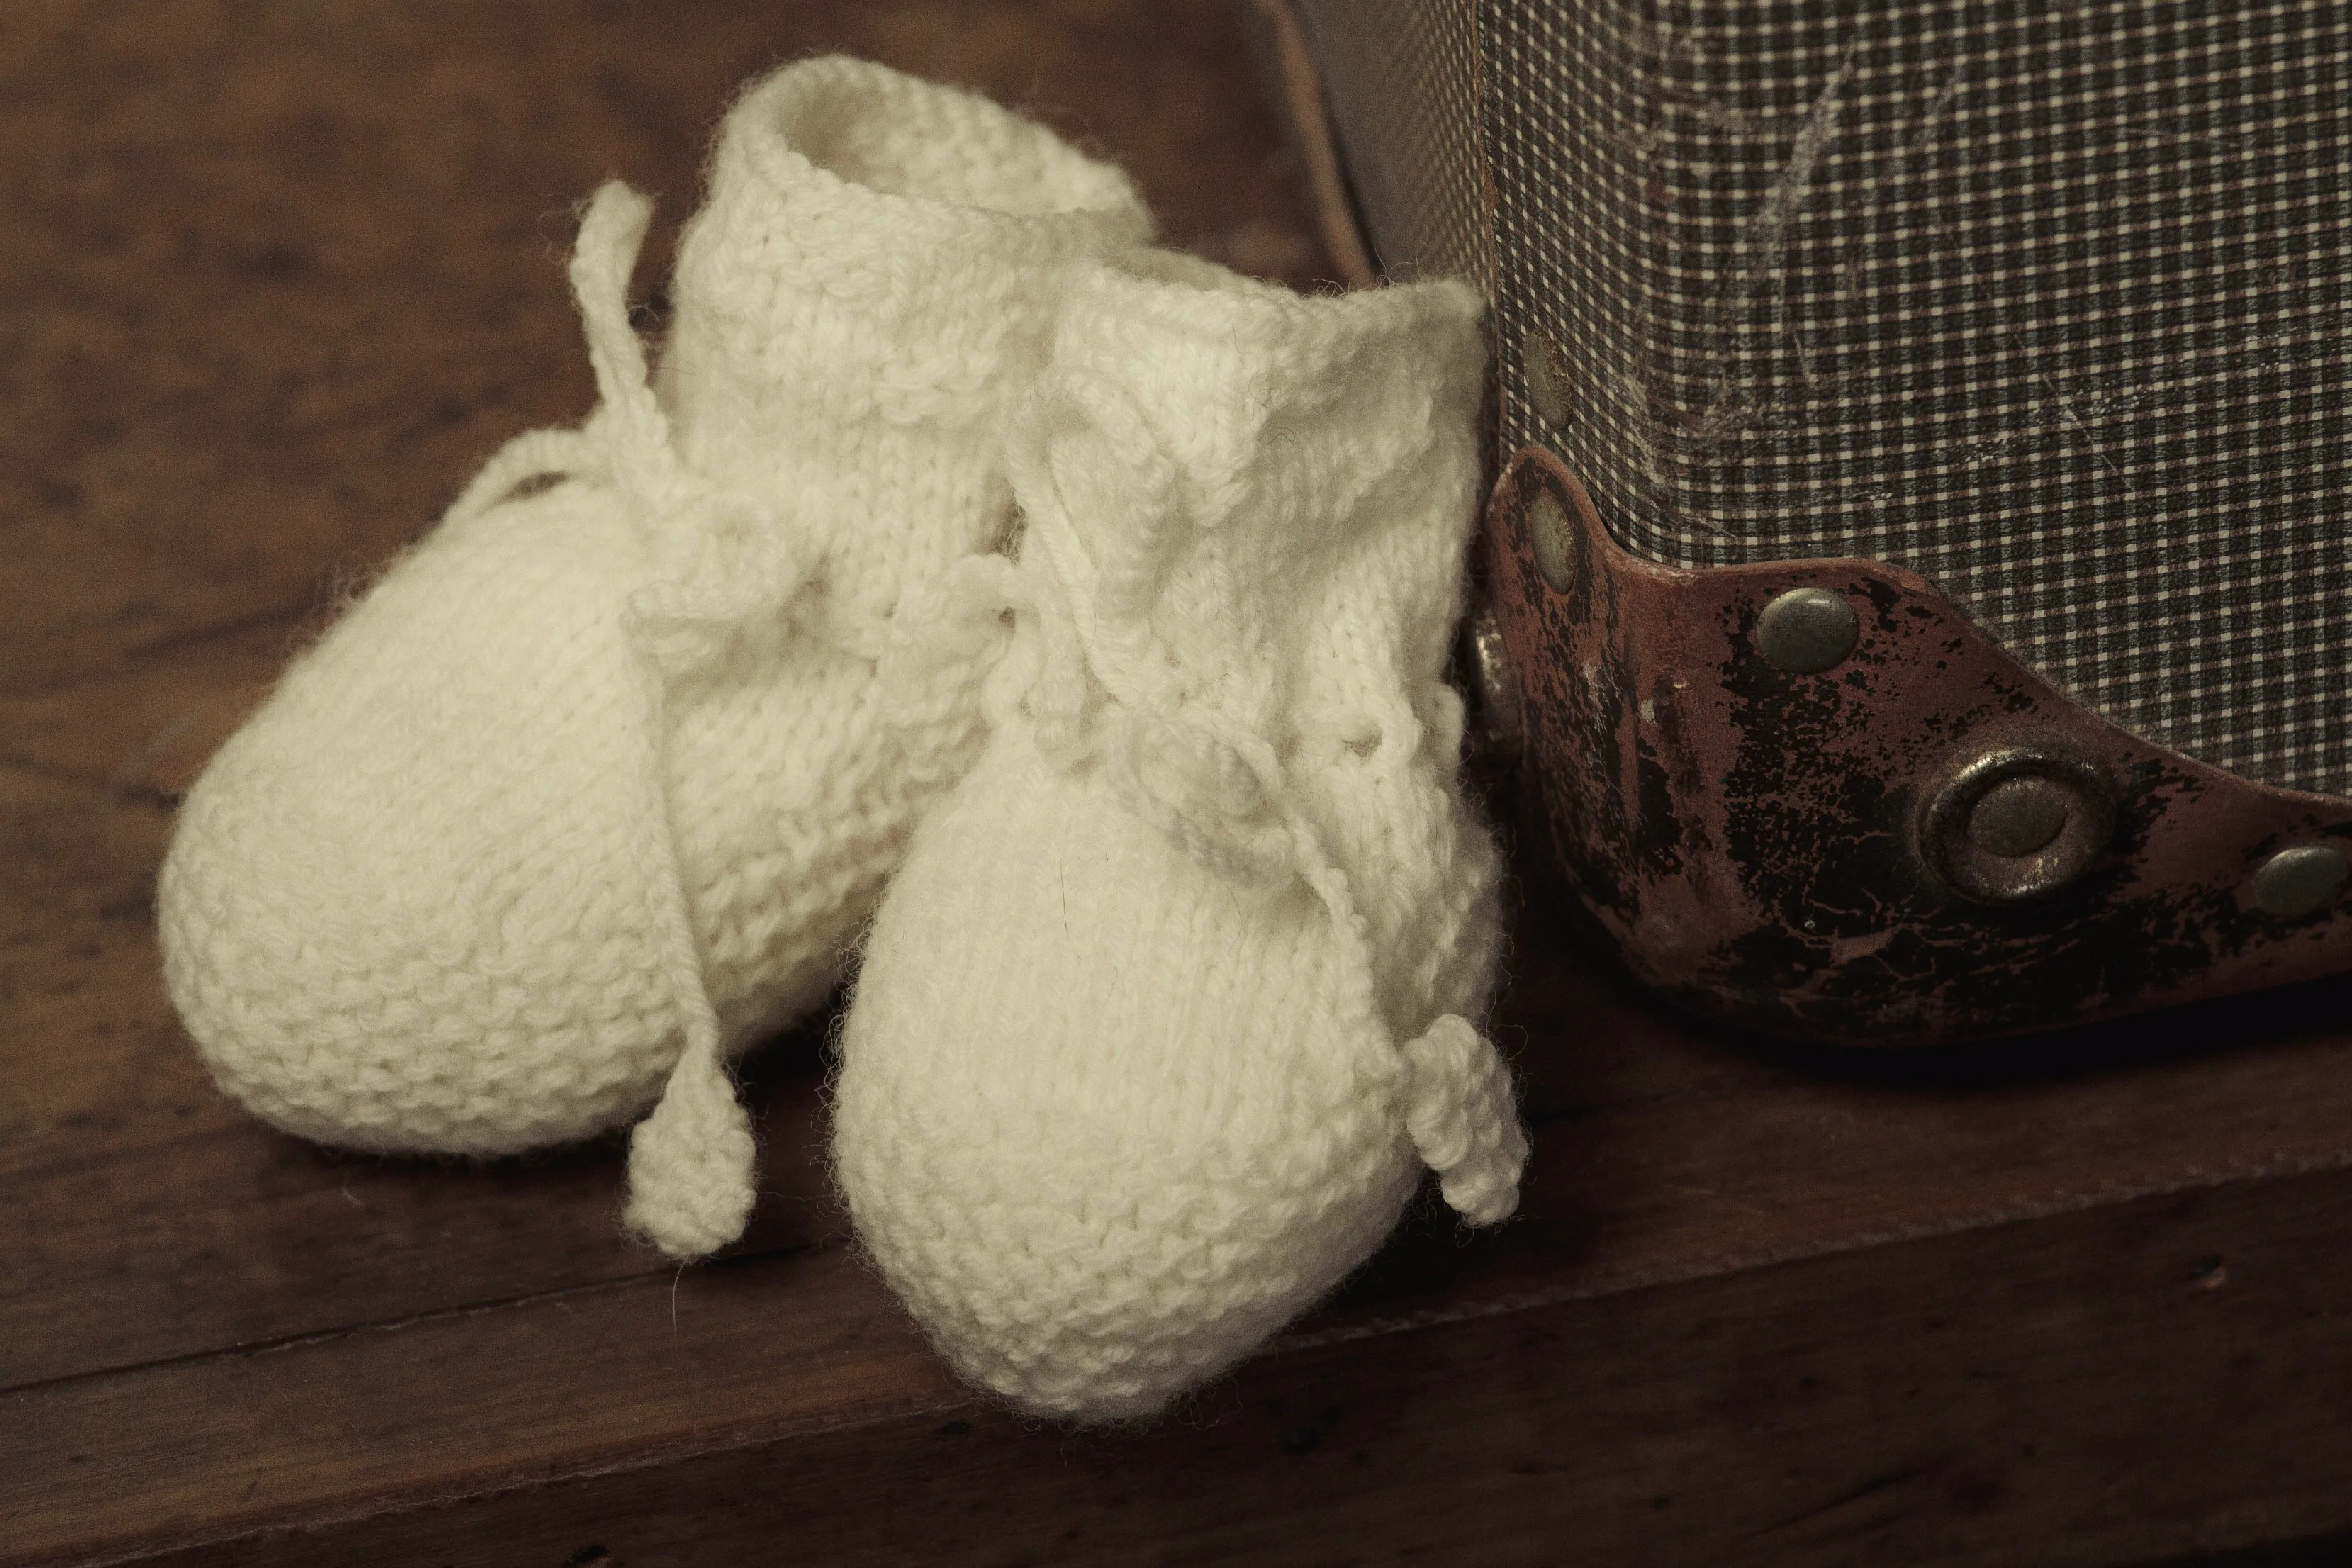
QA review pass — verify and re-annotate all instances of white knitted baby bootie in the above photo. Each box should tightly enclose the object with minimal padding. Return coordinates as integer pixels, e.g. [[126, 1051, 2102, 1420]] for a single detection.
[[157, 58, 1150, 1258], [832, 252, 1528, 1421]]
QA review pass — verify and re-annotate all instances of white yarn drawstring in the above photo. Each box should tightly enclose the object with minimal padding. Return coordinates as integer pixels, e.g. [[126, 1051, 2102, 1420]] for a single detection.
[[585, 184, 767, 1258], [449, 181, 834, 1258]]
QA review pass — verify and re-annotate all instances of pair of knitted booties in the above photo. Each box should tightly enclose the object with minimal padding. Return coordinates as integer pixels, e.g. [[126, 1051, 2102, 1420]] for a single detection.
[[159, 57, 1526, 1422]]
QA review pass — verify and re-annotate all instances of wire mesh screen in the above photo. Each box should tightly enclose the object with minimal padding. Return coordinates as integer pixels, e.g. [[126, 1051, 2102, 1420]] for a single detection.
[[1306, 0, 2352, 797]]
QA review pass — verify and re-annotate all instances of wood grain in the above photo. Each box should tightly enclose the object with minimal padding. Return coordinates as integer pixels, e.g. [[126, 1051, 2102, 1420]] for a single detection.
[[5, 3, 2351, 1564]]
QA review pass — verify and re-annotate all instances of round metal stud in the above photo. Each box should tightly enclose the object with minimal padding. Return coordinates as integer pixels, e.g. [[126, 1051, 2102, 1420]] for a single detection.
[[1754, 587, 1859, 674], [2251, 844, 2349, 920], [1922, 747, 2117, 903], [1521, 327, 1571, 431], [1966, 775, 2073, 858], [1529, 490, 1581, 595], [1463, 605, 1524, 759]]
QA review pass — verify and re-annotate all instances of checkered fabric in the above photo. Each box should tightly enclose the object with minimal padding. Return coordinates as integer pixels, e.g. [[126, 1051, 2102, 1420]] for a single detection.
[[1301, 0, 2352, 799]]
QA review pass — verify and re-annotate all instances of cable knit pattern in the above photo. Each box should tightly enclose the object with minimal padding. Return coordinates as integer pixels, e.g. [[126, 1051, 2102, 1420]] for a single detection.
[[155, 58, 1150, 1255], [833, 251, 1526, 1423]]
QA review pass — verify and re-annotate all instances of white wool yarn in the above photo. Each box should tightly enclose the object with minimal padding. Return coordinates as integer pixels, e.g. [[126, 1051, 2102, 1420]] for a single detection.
[[156, 58, 1150, 1257], [833, 251, 1528, 1422]]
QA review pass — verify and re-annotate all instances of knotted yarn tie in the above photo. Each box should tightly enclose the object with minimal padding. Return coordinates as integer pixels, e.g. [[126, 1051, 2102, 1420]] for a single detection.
[[586, 183, 779, 1259], [875, 545, 1102, 772], [451, 178, 812, 1260], [885, 546, 1302, 887]]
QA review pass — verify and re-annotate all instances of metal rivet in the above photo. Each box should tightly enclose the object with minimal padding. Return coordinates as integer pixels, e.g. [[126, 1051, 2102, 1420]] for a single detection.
[[1529, 490, 1580, 595], [1754, 587, 1859, 673], [1922, 747, 2117, 903], [2251, 844, 2348, 919], [1967, 775, 2073, 858], [1521, 327, 1570, 430], [1463, 605, 1523, 759]]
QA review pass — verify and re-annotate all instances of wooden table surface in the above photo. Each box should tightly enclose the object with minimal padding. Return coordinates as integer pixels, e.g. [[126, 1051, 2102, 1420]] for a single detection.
[[6, 4, 2352, 1564]]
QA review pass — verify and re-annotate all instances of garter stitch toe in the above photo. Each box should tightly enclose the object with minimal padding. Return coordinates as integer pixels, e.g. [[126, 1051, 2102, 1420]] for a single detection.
[[833, 251, 1527, 1421], [156, 58, 1150, 1257]]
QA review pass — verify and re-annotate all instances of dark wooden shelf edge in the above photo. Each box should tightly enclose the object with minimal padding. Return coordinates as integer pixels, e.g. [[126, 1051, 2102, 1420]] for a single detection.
[[19, 1163, 2352, 1568], [37, 1389, 984, 1568]]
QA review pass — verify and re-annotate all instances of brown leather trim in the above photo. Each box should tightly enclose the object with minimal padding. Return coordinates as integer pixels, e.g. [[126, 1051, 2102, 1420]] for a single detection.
[[1485, 444, 2352, 1045]]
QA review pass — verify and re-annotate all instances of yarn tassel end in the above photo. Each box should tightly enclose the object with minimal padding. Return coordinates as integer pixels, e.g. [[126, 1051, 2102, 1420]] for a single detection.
[[624, 1042, 757, 1259], [1400, 1014, 1528, 1226]]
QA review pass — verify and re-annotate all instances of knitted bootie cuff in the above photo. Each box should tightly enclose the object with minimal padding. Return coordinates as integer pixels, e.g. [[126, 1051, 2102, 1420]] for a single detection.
[[668, 57, 1155, 437], [661, 58, 1156, 631]]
